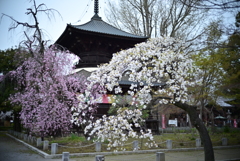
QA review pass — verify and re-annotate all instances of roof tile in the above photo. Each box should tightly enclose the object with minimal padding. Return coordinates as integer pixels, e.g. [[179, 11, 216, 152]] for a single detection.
[[70, 18, 147, 39]]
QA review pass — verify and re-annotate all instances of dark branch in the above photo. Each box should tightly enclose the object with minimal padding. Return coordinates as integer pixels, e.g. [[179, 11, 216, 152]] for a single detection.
[[1, 13, 36, 31], [179, 0, 240, 10]]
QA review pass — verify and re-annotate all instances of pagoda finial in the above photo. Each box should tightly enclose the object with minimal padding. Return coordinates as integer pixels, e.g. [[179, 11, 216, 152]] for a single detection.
[[92, 0, 102, 20], [94, 0, 99, 15]]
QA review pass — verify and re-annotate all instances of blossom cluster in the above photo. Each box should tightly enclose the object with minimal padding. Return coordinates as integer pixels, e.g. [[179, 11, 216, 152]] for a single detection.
[[84, 37, 198, 149], [9, 45, 100, 135], [88, 37, 196, 105], [84, 108, 156, 151]]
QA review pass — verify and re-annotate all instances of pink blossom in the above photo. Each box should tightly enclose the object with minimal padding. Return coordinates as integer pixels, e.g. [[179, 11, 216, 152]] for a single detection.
[[9, 45, 101, 136]]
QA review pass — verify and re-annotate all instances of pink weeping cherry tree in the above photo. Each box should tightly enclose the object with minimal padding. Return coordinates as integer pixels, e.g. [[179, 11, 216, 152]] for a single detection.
[[9, 45, 101, 136], [3, 0, 101, 137]]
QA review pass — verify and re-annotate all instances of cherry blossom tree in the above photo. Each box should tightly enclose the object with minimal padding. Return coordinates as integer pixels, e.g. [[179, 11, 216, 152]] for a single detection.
[[82, 37, 214, 160], [3, 0, 101, 137], [9, 45, 100, 136]]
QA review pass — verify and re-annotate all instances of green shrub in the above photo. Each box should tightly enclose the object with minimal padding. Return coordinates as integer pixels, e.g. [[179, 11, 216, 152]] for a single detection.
[[223, 126, 230, 133], [0, 126, 13, 131]]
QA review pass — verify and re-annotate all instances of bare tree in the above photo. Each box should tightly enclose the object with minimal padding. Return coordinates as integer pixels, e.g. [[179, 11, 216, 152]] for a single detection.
[[179, 0, 240, 10], [1, 0, 61, 54], [106, 0, 157, 37], [105, 0, 208, 41]]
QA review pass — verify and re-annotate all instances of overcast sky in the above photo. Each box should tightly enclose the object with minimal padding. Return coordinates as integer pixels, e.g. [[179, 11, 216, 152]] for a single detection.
[[0, 0, 238, 51], [0, 0, 107, 51]]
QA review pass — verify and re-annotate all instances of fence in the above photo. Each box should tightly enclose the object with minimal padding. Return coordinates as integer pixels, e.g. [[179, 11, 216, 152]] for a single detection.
[[7, 130, 230, 158]]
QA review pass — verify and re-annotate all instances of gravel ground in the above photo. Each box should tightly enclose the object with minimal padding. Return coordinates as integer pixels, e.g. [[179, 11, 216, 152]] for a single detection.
[[1, 131, 240, 161], [73, 149, 240, 161]]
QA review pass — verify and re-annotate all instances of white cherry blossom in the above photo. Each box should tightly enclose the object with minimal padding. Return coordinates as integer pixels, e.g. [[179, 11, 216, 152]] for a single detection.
[[81, 37, 199, 150]]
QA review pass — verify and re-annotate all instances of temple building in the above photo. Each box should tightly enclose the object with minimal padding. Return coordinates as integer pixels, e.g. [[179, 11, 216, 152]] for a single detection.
[[55, 0, 239, 131], [55, 0, 147, 69], [55, 0, 155, 128]]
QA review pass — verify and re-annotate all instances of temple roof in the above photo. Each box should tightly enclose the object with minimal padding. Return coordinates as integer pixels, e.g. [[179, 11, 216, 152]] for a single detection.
[[68, 17, 147, 39], [56, 0, 147, 46], [216, 97, 234, 107], [55, 0, 148, 68]]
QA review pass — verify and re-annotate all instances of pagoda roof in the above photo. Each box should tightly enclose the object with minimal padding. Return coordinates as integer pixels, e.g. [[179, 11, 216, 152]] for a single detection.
[[67, 16, 148, 39]]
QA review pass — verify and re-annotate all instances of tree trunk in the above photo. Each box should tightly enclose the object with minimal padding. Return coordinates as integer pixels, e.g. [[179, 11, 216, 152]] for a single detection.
[[13, 111, 21, 132], [175, 102, 215, 161]]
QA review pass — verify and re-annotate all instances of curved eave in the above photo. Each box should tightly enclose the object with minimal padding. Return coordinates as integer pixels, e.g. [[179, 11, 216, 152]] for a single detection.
[[70, 19, 148, 39], [55, 21, 148, 45]]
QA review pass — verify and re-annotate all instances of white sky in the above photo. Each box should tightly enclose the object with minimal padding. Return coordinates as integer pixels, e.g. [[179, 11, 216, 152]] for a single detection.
[[0, 0, 107, 51], [0, 0, 238, 51]]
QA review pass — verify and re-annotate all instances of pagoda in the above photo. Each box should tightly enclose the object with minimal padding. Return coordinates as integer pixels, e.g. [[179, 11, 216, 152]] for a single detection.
[[55, 1, 161, 133], [55, 0, 148, 68]]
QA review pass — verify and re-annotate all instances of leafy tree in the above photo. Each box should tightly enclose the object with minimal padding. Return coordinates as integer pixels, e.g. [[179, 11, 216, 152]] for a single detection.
[[220, 12, 240, 107], [190, 20, 225, 124], [0, 48, 17, 75], [0, 48, 28, 132], [190, 12, 240, 125], [81, 37, 215, 160], [0, 48, 17, 107]]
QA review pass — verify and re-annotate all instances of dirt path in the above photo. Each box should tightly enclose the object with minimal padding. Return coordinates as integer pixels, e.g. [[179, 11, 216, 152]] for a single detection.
[[73, 148, 240, 161], [1, 131, 240, 161], [0, 132, 63, 161]]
